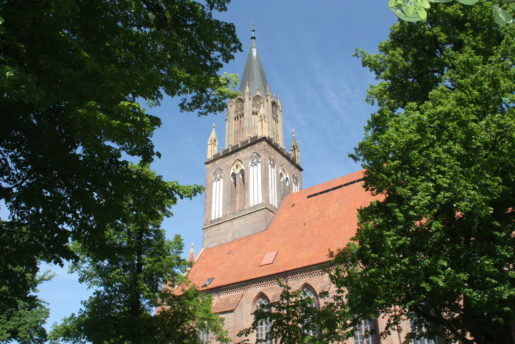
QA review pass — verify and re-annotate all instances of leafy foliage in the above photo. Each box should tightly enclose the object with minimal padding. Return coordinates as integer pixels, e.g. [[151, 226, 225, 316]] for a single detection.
[[388, 0, 514, 25], [238, 280, 348, 344], [0, 0, 240, 340], [48, 165, 227, 343], [333, 2, 514, 344], [0, 271, 51, 343], [156, 285, 229, 344]]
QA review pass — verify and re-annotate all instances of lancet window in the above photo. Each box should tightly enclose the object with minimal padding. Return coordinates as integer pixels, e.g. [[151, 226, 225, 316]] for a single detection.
[[252, 95, 263, 116], [272, 101, 278, 121], [279, 167, 290, 200], [353, 319, 378, 344], [249, 153, 262, 206], [409, 319, 439, 344], [292, 175, 299, 192], [230, 160, 245, 212], [302, 285, 320, 339], [233, 99, 244, 143], [198, 330, 209, 344], [211, 169, 223, 220], [255, 295, 273, 344], [268, 158, 277, 207]]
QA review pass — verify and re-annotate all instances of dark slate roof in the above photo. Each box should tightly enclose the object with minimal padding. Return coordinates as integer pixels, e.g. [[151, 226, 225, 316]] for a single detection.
[[239, 37, 269, 95]]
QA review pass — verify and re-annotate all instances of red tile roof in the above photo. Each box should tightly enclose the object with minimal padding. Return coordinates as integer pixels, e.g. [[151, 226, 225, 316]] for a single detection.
[[187, 170, 379, 291]]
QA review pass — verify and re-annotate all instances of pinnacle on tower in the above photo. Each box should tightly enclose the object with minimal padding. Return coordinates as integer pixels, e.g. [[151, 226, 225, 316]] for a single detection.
[[239, 25, 269, 96], [290, 129, 300, 164], [188, 243, 195, 263], [207, 124, 218, 159]]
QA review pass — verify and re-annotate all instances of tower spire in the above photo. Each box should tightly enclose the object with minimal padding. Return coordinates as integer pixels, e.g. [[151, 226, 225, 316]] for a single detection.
[[239, 24, 268, 96]]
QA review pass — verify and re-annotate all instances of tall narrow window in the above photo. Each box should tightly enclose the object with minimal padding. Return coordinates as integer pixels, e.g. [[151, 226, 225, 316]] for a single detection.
[[410, 319, 439, 344], [268, 158, 277, 207], [353, 320, 378, 344], [230, 160, 245, 212], [198, 330, 209, 344], [250, 153, 262, 206], [256, 295, 273, 344], [279, 167, 290, 200], [252, 95, 263, 116], [211, 169, 223, 220], [302, 285, 320, 339], [234, 99, 244, 143], [292, 175, 299, 193]]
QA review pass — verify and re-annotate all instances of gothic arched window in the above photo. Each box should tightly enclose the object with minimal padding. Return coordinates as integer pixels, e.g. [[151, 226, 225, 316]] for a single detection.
[[234, 99, 244, 143], [230, 160, 245, 212], [302, 285, 319, 309], [353, 319, 378, 344], [234, 98, 244, 119], [211, 169, 223, 220], [271, 101, 278, 122], [292, 175, 300, 193], [255, 295, 273, 344], [252, 95, 263, 116], [279, 167, 290, 200], [301, 285, 320, 339], [249, 153, 262, 206], [268, 157, 277, 207], [409, 318, 440, 344], [198, 330, 209, 344]]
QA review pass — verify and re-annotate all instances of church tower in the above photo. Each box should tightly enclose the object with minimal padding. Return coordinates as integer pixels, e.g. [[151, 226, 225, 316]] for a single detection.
[[203, 28, 302, 248]]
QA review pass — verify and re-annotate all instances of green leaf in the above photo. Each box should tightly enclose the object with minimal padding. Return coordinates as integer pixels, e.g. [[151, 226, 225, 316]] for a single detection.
[[492, 4, 513, 24], [456, 0, 480, 4], [418, 8, 429, 19]]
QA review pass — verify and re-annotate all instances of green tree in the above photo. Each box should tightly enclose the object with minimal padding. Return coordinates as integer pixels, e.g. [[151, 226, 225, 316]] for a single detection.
[[0, 0, 240, 339], [388, 0, 514, 25], [238, 280, 346, 344], [0, 271, 50, 343], [49, 165, 227, 343], [332, 2, 514, 344]]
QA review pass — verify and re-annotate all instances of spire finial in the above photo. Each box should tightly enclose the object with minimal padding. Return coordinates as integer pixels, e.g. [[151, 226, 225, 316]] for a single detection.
[[291, 129, 296, 141], [251, 22, 256, 41], [212, 123, 216, 129]]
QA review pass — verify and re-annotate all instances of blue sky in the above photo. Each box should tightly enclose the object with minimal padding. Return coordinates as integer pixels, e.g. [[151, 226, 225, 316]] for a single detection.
[[38, 0, 397, 334]]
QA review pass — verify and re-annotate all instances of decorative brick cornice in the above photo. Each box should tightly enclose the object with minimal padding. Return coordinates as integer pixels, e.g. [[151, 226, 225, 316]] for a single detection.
[[204, 263, 329, 297]]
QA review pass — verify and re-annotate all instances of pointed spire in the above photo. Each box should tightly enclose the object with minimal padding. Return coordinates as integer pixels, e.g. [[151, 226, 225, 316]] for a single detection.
[[207, 124, 218, 159], [188, 243, 195, 263], [290, 129, 300, 164], [239, 24, 269, 96]]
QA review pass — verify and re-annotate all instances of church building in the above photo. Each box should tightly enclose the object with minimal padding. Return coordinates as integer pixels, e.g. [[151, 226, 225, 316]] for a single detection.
[[186, 29, 431, 344]]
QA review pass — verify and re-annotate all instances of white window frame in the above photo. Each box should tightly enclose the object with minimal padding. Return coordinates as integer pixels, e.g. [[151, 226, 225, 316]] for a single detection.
[[268, 158, 277, 207], [250, 153, 262, 206], [211, 169, 223, 220]]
